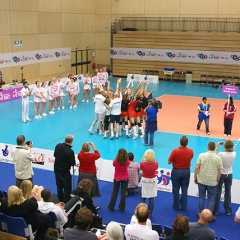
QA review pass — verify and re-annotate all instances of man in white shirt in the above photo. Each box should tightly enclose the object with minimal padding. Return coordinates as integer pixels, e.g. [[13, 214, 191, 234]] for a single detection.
[[12, 135, 34, 187], [20, 81, 32, 123], [125, 204, 158, 240], [88, 90, 106, 135], [109, 92, 122, 140]]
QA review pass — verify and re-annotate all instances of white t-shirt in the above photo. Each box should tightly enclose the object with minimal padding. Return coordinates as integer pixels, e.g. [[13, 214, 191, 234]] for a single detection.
[[130, 215, 152, 229], [94, 94, 106, 114], [218, 151, 236, 174], [21, 87, 30, 103], [109, 95, 122, 115], [103, 106, 111, 116], [83, 77, 91, 90], [125, 223, 158, 240], [33, 86, 42, 103]]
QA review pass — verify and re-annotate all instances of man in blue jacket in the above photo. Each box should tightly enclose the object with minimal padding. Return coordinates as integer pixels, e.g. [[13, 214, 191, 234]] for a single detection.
[[197, 97, 210, 135]]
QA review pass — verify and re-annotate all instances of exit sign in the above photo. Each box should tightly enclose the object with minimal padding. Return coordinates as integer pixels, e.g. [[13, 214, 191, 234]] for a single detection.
[[14, 40, 22, 47]]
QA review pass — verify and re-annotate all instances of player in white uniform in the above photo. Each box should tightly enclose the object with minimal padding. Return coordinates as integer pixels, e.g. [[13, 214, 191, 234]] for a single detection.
[[33, 81, 43, 119], [92, 72, 99, 100], [82, 73, 91, 103], [103, 66, 109, 89], [20, 82, 32, 123], [40, 82, 48, 117], [56, 76, 65, 110], [98, 68, 106, 89], [48, 81, 56, 114], [52, 78, 59, 111], [69, 77, 78, 109], [65, 74, 72, 103]]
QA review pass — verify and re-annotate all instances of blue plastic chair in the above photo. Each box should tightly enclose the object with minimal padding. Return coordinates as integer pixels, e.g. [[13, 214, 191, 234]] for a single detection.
[[164, 225, 173, 237], [2, 213, 34, 240], [152, 224, 163, 237], [48, 212, 60, 230]]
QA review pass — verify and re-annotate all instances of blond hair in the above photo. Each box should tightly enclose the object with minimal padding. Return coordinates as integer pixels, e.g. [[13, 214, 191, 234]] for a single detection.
[[142, 149, 155, 162], [7, 186, 25, 207], [20, 180, 32, 199]]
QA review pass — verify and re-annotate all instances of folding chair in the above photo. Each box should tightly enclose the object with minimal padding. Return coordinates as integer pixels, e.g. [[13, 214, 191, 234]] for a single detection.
[[199, 74, 207, 86], [2, 213, 34, 240], [163, 225, 173, 238], [152, 224, 163, 237]]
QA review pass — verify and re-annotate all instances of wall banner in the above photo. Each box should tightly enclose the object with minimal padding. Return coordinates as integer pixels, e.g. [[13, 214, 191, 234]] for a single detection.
[[111, 47, 240, 65], [0, 48, 71, 68]]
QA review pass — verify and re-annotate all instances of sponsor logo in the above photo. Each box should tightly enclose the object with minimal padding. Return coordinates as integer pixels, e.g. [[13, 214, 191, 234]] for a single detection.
[[1, 145, 9, 157], [197, 53, 208, 60]]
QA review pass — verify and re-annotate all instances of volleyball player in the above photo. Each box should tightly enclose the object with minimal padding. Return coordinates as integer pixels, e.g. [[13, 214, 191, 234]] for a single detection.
[[92, 72, 99, 100], [69, 77, 78, 109], [82, 73, 91, 102], [66, 74, 72, 103], [40, 82, 48, 117], [48, 81, 56, 114], [33, 81, 43, 119], [98, 68, 106, 89], [56, 76, 65, 110]]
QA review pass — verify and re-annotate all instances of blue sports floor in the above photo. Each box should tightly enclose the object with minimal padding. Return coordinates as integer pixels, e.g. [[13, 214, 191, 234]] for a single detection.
[[1, 79, 240, 177]]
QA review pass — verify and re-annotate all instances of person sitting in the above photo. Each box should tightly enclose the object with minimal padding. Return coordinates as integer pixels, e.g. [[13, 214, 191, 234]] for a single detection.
[[0, 186, 50, 240], [185, 209, 216, 240], [126, 152, 139, 196], [166, 214, 189, 240], [38, 188, 68, 236], [71, 179, 98, 215], [20, 179, 43, 201], [105, 221, 124, 240], [64, 207, 98, 240], [130, 203, 152, 229], [124, 204, 158, 240]]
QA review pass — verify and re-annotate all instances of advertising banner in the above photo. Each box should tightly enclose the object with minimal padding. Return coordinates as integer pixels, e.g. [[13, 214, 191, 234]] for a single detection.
[[111, 47, 240, 65], [0, 48, 71, 68], [0, 87, 22, 103]]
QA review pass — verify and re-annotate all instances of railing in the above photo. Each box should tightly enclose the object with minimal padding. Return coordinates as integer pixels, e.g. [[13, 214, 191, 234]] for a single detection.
[[112, 17, 240, 33]]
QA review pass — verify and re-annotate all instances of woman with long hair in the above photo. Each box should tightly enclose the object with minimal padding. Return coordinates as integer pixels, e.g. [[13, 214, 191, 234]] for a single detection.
[[19, 179, 43, 201], [223, 96, 237, 137], [140, 149, 158, 215], [78, 142, 101, 208], [82, 73, 91, 102], [108, 148, 130, 212], [0, 186, 50, 240], [213, 140, 236, 216], [33, 81, 43, 119]]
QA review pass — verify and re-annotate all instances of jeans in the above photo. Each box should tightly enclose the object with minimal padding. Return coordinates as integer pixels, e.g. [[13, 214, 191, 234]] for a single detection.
[[171, 169, 190, 210], [197, 118, 209, 133], [224, 118, 233, 135], [214, 173, 232, 214], [108, 179, 128, 211], [198, 183, 216, 213], [54, 170, 72, 203], [144, 130, 154, 146], [140, 197, 154, 214]]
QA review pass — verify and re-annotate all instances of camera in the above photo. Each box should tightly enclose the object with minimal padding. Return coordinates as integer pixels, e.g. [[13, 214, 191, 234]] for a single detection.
[[88, 142, 92, 146], [26, 141, 32, 145], [219, 142, 224, 145]]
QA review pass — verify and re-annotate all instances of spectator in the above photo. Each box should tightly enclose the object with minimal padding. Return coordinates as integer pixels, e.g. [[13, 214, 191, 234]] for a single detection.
[[105, 221, 124, 240], [166, 214, 189, 240], [20, 179, 43, 201], [12, 135, 34, 187], [130, 203, 152, 229], [71, 179, 98, 215], [108, 148, 130, 212], [125, 204, 158, 240], [0, 186, 50, 240], [127, 152, 139, 196], [54, 134, 76, 203], [194, 142, 223, 221], [197, 97, 210, 135], [77, 142, 101, 209], [64, 207, 98, 240], [140, 149, 158, 215], [234, 207, 240, 222], [168, 136, 194, 211], [214, 140, 236, 216], [186, 209, 216, 240]]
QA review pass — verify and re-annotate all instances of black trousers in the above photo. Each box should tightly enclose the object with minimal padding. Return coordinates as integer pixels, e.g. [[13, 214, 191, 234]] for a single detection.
[[54, 170, 72, 203], [224, 118, 233, 135], [34, 213, 51, 240]]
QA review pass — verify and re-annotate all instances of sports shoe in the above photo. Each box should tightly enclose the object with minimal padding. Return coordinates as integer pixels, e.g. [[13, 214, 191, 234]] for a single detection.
[[209, 216, 216, 222], [213, 212, 219, 216], [22, 120, 27, 123], [207, 132, 210, 135], [52, 111, 55, 114], [126, 134, 130, 138], [133, 134, 138, 140], [99, 131, 103, 135], [38, 115, 42, 118], [119, 132, 122, 137], [69, 106, 72, 109], [86, 100, 89, 102], [132, 188, 139, 194], [142, 142, 148, 146], [226, 212, 232, 216], [42, 113, 47, 117], [224, 134, 227, 137], [62, 106, 65, 110], [26, 118, 32, 122], [88, 129, 93, 134], [52, 108, 55, 111], [110, 136, 114, 140], [57, 107, 60, 110], [34, 116, 39, 119], [150, 145, 153, 148], [82, 99, 85, 102], [102, 136, 107, 139], [140, 134, 144, 138], [73, 105, 77, 108]]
